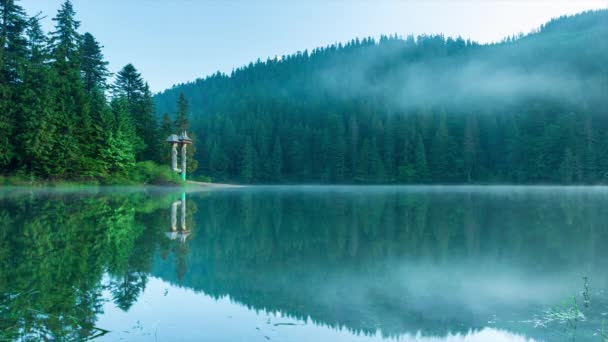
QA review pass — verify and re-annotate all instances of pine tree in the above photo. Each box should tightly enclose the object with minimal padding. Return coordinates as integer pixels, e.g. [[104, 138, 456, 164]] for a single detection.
[[241, 137, 255, 182], [17, 16, 55, 175], [113, 64, 158, 160], [88, 89, 113, 174], [113, 64, 144, 101], [559, 148, 577, 183], [0, 0, 28, 170], [139, 82, 158, 161], [0, 84, 13, 168], [383, 122, 396, 180], [49, 0, 91, 176], [209, 142, 227, 179], [104, 97, 138, 173], [173, 93, 197, 174], [414, 134, 429, 182], [174, 92, 190, 132], [158, 112, 173, 165], [463, 115, 478, 183], [50, 0, 80, 64], [326, 114, 346, 182], [270, 137, 283, 181], [369, 137, 385, 182], [80, 32, 109, 92], [430, 113, 451, 182], [356, 139, 371, 181], [0, 0, 28, 84]]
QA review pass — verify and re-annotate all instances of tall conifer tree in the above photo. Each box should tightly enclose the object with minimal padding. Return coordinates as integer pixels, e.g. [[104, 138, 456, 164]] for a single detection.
[[0, 0, 28, 169], [49, 0, 91, 176], [174, 93, 197, 173], [80, 32, 109, 93]]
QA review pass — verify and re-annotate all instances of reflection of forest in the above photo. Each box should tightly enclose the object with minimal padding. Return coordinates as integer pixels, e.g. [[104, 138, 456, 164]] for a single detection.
[[153, 188, 608, 339], [1, 187, 607, 340], [0, 189, 192, 340]]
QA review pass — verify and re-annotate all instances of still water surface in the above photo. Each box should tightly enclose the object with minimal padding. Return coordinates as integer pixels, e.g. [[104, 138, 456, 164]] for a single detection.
[[1, 186, 607, 341]]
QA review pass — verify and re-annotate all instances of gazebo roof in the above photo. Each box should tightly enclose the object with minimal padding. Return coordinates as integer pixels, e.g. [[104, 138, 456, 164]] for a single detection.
[[166, 134, 180, 143], [179, 131, 192, 144]]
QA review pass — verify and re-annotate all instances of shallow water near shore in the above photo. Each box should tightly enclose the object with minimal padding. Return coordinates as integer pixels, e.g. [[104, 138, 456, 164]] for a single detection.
[[1, 186, 607, 341]]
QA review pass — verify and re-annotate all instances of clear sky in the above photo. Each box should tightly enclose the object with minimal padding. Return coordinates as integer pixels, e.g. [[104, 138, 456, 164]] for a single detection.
[[21, 0, 608, 93]]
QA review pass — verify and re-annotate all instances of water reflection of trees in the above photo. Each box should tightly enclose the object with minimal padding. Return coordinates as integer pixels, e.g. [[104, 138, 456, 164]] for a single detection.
[[152, 188, 608, 339], [0, 190, 185, 340], [1, 188, 607, 340]]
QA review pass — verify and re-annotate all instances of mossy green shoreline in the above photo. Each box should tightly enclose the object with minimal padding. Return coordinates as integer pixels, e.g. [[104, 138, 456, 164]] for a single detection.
[[0, 161, 212, 187]]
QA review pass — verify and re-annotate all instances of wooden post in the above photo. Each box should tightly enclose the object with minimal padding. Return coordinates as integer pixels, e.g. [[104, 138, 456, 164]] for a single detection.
[[180, 192, 186, 230], [171, 200, 180, 231], [171, 143, 179, 172], [181, 144, 187, 181]]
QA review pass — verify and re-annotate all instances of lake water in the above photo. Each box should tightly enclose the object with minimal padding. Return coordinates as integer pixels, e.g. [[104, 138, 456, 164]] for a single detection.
[[1, 186, 607, 341]]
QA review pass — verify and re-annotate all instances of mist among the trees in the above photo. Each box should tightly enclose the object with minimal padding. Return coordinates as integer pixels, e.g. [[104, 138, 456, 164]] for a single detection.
[[1, 0, 607, 184], [156, 10, 608, 184]]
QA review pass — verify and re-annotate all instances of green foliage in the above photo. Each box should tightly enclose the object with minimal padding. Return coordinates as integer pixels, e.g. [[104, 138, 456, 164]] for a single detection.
[[80, 32, 109, 92], [0, 190, 182, 339], [173, 92, 198, 174], [0, 1, 164, 183], [188, 174, 213, 183], [128, 161, 182, 185], [398, 164, 416, 182], [159, 112, 174, 164], [113, 64, 159, 161], [155, 10, 608, 184], [174, 92, 190, 132]]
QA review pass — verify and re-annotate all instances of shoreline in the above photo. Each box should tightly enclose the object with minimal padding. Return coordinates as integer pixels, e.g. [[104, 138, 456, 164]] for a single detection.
[[185, 181, 244, 188], [0, 180, 242, 191]]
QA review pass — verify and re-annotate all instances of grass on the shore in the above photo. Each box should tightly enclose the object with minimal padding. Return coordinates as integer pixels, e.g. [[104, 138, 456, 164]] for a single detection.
[[0, 162, 208, 187]]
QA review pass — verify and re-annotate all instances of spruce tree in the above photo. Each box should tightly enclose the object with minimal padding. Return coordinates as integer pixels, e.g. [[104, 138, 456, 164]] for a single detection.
[[17, 17, 55, 175], [0, 0, 28, 170], [49, 0, 90, 176], [80, 32, 109, 92], [113, 64, 157, 160], [173, 93, 197, 173], [113, 64, 144, 101], [0, 0, 28, 83], [270, 137, 283, 181], [174, 92, 190, 132], [463, 115, 478, 183], [430, 113, 451, 182], [559, 148, 577, 183], [158, 112, 173, 165], [139, 83, 158, 161], [356, 139, 371, 181], [414, 134, 429, 182], [241, 137, 255, 182], [105, 97, 138, 173]]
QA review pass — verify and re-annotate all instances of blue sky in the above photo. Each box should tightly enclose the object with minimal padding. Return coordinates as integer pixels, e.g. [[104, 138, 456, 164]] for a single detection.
[[21, 0, 608, 93]]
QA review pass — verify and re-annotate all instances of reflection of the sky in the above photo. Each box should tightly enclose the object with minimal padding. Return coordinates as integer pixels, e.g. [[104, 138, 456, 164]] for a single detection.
[[97, 277, 536, 342]]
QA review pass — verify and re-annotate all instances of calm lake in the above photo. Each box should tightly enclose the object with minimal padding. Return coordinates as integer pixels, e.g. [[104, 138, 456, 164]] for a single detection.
[[1, 186, 607, 341]]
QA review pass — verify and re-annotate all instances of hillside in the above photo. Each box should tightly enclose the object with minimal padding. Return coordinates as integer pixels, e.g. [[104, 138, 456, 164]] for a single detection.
[[155, 10, 608, 184]]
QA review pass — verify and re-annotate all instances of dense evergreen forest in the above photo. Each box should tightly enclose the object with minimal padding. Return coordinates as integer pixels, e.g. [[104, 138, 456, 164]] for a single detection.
[[0, 0, 193, 183], [156, 10, 608, 184]]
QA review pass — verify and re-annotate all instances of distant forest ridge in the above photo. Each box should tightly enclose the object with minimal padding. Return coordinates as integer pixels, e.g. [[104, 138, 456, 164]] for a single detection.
[[155, 9, 608, 184]]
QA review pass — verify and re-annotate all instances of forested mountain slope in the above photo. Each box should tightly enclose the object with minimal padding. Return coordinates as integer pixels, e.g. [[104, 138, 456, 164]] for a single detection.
[[155, 10, 608, 184]]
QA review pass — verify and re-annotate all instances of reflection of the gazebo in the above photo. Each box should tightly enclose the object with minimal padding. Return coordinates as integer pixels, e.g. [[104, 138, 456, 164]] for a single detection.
[[165, 192, 190, 243]]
